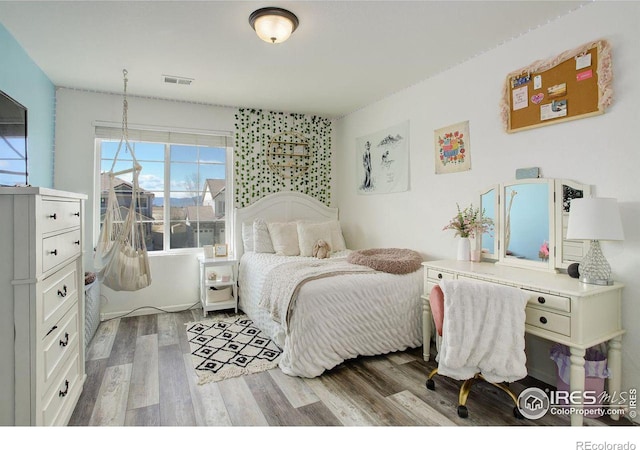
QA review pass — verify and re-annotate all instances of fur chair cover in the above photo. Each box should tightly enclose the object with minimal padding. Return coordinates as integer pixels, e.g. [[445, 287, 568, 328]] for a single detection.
[[347, 248, 422, 274]]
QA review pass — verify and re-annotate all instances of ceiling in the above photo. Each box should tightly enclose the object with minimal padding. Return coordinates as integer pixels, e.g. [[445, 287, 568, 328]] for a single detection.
[[0, 0, 590, 118]]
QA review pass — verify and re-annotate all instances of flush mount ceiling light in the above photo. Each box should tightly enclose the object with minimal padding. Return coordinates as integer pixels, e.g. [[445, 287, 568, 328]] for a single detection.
[[249, 7, 299, 44]]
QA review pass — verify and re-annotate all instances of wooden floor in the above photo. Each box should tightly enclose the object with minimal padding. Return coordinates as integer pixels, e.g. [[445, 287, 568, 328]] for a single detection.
[[69, 309, 633, 427]]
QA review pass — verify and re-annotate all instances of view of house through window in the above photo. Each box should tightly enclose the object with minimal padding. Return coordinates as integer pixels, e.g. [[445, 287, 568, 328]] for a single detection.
[[98, 138, 230, 252]]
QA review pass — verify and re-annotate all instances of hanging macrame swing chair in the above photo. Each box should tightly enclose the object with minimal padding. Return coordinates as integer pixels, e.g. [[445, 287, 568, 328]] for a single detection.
[[94, 69, 151, 291]]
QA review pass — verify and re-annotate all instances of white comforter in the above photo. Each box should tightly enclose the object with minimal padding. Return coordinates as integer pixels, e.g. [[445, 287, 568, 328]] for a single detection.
[[238, 251, 423, 377]]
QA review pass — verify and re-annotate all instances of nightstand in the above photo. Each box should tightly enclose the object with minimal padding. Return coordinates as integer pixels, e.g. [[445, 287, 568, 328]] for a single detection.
[[198, 255, 238, 317]]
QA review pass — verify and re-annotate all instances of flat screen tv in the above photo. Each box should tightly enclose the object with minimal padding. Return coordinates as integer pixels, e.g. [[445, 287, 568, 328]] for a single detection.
[[0, 90, 28, 187]]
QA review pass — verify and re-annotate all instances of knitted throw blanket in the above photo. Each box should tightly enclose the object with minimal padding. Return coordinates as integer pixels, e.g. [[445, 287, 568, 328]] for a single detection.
[[347, 248, 423, 274], [259, 258, 374, 330]]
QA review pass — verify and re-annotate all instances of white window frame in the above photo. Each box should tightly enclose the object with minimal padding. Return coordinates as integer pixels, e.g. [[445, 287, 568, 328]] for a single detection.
[[93, 123, 234, 256]]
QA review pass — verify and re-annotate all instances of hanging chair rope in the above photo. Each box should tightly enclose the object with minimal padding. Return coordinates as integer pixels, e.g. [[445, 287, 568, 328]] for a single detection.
[[94, 69, 152, 291]]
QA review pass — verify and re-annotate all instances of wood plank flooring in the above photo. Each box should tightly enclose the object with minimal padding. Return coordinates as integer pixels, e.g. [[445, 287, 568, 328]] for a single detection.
[[69, 309, 634, 428]]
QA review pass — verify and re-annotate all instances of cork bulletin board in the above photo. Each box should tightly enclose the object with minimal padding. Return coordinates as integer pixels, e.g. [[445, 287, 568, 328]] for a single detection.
[[500, 40, 613, 133]]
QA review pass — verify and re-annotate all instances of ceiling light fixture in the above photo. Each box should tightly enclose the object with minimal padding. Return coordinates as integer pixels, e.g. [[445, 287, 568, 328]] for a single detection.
[[249, 7, 299, 44]]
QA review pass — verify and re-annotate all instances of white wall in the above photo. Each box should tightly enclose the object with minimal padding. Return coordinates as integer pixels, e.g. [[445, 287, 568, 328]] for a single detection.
[[54, 89, 237, 318], [335, 2, 640, 398]]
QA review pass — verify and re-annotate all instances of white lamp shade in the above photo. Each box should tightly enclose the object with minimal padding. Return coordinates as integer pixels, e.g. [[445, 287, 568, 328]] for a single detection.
[[566, 197, 624, 241], [250, 8, 299, 44]]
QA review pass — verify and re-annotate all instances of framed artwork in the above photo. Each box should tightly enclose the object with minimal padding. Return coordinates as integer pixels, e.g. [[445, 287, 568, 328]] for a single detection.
[[356, 121, 410, 195], [434, 121, 471, 174], [214, 244, 228, 257]]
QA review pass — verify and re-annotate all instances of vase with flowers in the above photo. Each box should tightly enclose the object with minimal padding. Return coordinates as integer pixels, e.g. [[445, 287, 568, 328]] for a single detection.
[[443, 203, 494, 261]]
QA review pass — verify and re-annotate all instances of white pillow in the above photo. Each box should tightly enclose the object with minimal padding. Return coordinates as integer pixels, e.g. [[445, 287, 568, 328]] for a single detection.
[[253, 218, 274, 253], [268, 222, 300, 256], [242, 222, 254, 252], [297, 221, 333, 257], [328, 220, 347, 251]]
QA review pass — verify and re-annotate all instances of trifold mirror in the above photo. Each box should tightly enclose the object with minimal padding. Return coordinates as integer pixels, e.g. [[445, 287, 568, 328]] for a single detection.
[[479, 178, 591, 272]]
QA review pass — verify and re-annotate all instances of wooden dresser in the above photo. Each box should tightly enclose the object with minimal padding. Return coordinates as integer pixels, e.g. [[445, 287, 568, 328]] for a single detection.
[[0, 187, 87, 425], [422, 260, 625, 426]]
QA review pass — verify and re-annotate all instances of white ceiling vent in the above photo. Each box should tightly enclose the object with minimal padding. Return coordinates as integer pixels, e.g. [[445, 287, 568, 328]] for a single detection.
[[162, 75, 194, 86]]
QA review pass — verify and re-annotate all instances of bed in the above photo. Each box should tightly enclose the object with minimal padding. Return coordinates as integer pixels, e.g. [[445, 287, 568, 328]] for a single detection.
[[234, 192, 423, 377]]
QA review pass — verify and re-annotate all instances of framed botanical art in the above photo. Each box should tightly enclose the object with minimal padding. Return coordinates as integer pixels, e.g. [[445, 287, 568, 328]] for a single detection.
[[434, 120, 471, 175]]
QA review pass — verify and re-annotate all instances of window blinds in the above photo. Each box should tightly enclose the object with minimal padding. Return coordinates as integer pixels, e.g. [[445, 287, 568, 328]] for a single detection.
[[94, 122, 233, 148]]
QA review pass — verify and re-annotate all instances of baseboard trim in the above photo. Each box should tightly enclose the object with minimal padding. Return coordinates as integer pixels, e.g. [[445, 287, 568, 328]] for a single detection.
[[99, 303, 201, 321]]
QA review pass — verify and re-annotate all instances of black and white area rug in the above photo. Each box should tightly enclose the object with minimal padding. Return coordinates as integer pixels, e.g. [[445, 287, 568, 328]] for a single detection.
[[186, 315, 281, 384]]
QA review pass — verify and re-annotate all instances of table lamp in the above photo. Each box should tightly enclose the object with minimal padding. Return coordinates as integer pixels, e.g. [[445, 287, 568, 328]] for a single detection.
[[566, 197, 624, 285]]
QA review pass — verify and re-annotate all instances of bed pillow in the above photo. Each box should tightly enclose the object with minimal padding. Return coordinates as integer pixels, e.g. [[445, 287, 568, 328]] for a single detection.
[[253, 218, 274, 253], [328, 220, 347, 251], [242, 222, 254, 252], [297, 221, 333, 257], [267, 222, 300, 256]]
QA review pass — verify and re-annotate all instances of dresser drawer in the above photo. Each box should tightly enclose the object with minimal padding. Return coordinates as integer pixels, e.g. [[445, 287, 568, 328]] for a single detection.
[[426, 268, 455, 282], [42, 305, 79, 388], [42, 228, 82, 273], [526, 307, 571, 336], [41, 198, 81, 235], [41, 262, 78, 337], [40, 351, 81, 426], [525, 291, 571, 313]]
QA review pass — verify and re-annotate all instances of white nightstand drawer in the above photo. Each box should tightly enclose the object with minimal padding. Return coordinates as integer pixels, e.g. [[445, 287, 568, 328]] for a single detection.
[[526, 307, 571, 336], [42, 306, 79, 388], [525, 291, 571, 313], [42, 229, 82, 273], [41, 198, 81, 235], [41, 262, 78, 336], [426, 268, 455, 282]]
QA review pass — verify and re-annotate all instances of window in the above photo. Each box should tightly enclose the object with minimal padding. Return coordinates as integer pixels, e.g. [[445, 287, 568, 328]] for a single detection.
[[95, 126, 232, 253]]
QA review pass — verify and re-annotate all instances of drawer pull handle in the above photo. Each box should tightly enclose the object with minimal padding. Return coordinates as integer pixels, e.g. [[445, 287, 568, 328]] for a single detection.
[[539, 317, 548, 325], [46, 325, 58, 337], [437, 273, 443, 279], [59, 380, 69, 397], [59, 332, 69, 347], [50, 249, 58, 256], [57, 285, 68, 297], [74, 240, 81, 245], [49, 213, 57, 220], [537, 296, 546, 304], [74, 212, 80, 217]]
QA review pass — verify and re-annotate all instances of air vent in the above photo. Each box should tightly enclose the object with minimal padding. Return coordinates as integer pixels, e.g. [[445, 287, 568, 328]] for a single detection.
[[162, 75, 194, 86]]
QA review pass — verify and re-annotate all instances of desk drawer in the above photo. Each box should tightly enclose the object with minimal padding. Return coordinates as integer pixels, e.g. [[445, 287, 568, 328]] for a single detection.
[[426, 268, 455, 282], [525, 291, 570, 313], [526, 307, 570, 337]]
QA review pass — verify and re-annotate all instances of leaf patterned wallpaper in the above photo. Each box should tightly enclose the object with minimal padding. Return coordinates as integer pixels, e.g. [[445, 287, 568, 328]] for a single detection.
[[234, 108, 333, 207]]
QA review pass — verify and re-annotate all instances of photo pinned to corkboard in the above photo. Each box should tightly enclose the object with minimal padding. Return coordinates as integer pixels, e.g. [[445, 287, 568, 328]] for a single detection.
[[500, 39, 613, 133], [434, 120, 471, 175]]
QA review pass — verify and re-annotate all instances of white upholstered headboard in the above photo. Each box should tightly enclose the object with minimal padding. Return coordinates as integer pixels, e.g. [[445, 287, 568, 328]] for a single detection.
[[234, 191, 338, 260]]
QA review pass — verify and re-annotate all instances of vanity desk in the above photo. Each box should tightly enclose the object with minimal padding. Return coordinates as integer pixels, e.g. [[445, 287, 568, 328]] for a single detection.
[[422, 259, 624, 426]]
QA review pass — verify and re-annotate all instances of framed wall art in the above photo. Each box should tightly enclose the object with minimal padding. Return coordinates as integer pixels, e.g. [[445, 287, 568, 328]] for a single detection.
[[434, 120, 471, 175], [356, 121, 409, 195]]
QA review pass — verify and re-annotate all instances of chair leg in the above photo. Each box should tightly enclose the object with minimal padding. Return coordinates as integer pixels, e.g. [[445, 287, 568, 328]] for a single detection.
[[458, 375, 479, 407], [425, 368, 438, 390]]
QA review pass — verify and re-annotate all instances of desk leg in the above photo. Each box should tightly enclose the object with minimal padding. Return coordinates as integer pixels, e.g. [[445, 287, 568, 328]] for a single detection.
[[607, 335, 623, 421], [422, 297, 432, 361], [569, 346, 586, 426]]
